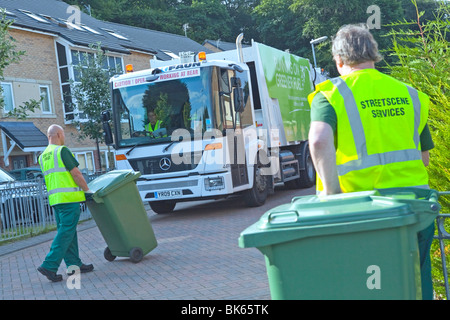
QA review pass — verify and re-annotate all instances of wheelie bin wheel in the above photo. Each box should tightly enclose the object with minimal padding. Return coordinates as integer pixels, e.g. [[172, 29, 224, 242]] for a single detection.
[[104, 247, 116, 262], [129, 247, 144, 263]]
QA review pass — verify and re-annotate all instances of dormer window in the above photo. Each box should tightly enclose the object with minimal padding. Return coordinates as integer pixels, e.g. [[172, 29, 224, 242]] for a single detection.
[[1, 9, 16, 17], [81, 25, 101, 35], [101, 28, 128, 40], [18, 9, 49, 23]]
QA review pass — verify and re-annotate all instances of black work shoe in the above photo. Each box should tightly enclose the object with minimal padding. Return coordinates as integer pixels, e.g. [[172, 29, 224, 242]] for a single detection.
[[67, 263, 94, 275], [37, 266, 63, 282]]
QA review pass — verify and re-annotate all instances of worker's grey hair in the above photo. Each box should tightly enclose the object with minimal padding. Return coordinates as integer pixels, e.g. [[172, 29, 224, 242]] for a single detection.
[[332, 24, 383, 66]]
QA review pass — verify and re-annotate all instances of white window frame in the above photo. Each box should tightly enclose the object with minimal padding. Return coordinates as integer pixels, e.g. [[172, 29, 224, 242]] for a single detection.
[[57, 42, 124, 124], [100, 150, 116, 171], [74, 151, 95, 173], [1, 82, 15, 112], [39, 85, 52, 114]]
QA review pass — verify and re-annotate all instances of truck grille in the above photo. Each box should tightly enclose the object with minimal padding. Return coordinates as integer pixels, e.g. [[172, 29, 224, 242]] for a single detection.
[[128, 152, 203, 175]]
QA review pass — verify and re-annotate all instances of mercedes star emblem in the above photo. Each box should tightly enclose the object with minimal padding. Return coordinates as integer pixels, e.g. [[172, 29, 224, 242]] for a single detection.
[[159, 157, 172, 171]]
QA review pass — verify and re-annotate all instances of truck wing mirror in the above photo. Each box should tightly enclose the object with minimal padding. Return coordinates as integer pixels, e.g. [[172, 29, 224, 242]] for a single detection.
[[233, 87, 244, 113], [101, 110, 114, 146]]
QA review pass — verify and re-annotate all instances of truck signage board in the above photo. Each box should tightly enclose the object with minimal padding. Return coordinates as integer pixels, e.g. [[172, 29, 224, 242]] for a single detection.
[[113, 68, 201, 89], [257, 43, 313, 142]]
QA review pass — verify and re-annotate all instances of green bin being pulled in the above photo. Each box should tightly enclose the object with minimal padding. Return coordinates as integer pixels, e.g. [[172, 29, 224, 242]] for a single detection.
[[239, 188, 440, 300], [86, 170, 157, 263]]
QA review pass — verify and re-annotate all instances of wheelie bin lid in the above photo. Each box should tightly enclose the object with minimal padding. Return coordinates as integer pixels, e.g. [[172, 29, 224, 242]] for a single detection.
[[239, 188, 440, 248], [87, 170, 141, 199]]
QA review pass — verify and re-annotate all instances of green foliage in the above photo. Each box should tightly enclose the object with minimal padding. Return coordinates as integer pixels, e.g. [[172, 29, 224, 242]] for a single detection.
[[384, 1, 449, 204], [384, 0, 450, 299], [70, 43, 116, 143]]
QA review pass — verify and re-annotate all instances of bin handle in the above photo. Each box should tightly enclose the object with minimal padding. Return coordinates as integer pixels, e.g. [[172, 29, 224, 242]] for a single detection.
[[266, 210, 300, 225]]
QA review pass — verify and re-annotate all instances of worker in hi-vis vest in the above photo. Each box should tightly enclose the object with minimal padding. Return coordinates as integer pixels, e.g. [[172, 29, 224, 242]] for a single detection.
[[146, 110, 165, 137], [37, 124, 94, 282], [308, 24, 435, 299]]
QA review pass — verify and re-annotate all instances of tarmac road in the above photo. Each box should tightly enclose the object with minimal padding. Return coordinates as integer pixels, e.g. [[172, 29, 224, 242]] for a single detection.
[[0, 185, 315, 300]]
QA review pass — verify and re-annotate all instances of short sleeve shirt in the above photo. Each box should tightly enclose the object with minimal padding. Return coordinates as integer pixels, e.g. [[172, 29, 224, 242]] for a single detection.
[[310, 92, 435, 151], [60, 147, 80, 171]]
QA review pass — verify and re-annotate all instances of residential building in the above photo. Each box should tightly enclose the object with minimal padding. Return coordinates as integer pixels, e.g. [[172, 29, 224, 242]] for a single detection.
[[0, 0, 211, 173]]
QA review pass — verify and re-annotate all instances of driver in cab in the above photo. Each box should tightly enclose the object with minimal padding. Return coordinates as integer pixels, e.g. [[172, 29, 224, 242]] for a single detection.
[[145, 110, 166, 138]]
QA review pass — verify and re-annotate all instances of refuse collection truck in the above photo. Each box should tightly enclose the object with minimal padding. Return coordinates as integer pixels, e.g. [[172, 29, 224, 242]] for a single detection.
[[102, 34, 317, 214]]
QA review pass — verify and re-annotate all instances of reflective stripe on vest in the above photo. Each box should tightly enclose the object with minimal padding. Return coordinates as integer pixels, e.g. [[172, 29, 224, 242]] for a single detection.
[[330, 77, 423, 176], [309, 69, 430, 192], [39, 145, 85, 206], [145, 120, 161, 132]]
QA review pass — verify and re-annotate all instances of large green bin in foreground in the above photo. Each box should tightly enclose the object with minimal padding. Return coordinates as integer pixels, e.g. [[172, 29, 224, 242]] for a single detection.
[[239, 188, 440, 300], [86, 170, 157, 263]]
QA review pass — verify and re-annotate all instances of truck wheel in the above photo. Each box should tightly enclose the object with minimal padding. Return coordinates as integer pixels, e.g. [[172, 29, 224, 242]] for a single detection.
[[150, 201, 176, 214], [244, 157, 268, 207], [285, 142, 316, 189], [129, 247, 144, 263], [299, 142, 316, 188]]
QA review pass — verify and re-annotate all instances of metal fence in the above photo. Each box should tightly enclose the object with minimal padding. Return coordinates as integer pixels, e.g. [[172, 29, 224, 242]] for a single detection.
[[434, 191, 450, 300], [0, 178, 91, 242]]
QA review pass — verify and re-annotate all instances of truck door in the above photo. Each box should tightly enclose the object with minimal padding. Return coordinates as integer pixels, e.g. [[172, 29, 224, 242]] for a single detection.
[[219, 68, 248, 188]]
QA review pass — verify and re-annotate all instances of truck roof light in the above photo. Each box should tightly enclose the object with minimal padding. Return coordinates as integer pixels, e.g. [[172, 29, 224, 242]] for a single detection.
[[198, 52, 206, 61], [125, 64, 134, 73]]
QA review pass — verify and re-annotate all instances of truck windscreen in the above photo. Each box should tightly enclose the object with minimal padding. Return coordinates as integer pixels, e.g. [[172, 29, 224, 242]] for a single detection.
[[112, 67, 214, 148]]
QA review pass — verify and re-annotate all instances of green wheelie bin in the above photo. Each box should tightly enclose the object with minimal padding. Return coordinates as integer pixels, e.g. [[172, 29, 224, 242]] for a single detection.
[[238, 188, 440, 300], [86, 170, 157, 263]]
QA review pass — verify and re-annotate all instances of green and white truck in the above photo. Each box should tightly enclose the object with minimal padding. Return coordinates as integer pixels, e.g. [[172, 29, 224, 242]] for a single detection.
[[103, 35, 318, 213]]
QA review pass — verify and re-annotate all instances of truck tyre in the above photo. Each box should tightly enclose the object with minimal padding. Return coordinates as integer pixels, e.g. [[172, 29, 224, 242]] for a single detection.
[[243, 156, 268, 207], [285, 141, 316, 189], [150, 201, 176, 214]]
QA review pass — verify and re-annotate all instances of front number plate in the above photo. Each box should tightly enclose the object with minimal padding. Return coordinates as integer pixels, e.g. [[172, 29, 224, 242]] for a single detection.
[[154, 190, 182, 199]]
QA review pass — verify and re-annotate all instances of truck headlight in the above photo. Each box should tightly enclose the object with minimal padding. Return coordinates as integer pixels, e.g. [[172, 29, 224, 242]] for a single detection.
[[204, 176, 224, 191]]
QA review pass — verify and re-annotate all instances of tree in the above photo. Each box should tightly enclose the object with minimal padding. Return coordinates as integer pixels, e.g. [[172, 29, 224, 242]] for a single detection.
[[384, 0, 449, 299], [252, 0, 309, 55], [176, 0, 234, 43], [0, 10, 41, 119], [70, 43, 117, 170]]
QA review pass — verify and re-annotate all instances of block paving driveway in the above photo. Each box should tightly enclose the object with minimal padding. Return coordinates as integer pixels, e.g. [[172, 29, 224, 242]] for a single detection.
[[0, 186, 315, 300]]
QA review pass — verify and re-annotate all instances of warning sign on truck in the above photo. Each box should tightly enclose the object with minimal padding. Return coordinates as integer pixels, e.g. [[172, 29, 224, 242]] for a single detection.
[[113, 68, 201, 89]]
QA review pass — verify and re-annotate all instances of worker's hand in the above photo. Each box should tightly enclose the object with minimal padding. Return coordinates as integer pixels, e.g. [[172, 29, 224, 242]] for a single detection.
[[84, 189, 95, 200]]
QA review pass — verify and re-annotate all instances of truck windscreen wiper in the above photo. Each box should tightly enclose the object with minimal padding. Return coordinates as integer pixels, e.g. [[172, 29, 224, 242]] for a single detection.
[[163, 138, 182, 153], [126, 141, 145, 156]]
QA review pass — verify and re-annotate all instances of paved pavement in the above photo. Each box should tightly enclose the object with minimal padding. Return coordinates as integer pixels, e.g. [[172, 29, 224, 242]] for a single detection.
[[0, 186, 315, 300]]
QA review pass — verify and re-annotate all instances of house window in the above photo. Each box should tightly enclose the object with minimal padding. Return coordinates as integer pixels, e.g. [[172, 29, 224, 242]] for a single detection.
[[101, 28, 129, 40], [39, 85, 52, 113], [75, 151, 95, 173], [18, 9, 49, 23], [56, 41, 124, 123], [56, 42, 74, 122], [81, 25, 101, 35], [1, 82, 14, 112], [100, 150, 116, 171]]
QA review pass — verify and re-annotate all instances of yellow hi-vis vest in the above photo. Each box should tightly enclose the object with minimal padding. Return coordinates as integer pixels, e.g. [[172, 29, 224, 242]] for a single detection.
[[145, 120, 161, 132], [39, 145, 85, 206], [308, 69, 430, 193]]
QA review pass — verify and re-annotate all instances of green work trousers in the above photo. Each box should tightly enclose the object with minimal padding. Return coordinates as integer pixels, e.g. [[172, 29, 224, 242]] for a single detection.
[[418, 222, 435, 300], [41, 203, 82, 272]]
